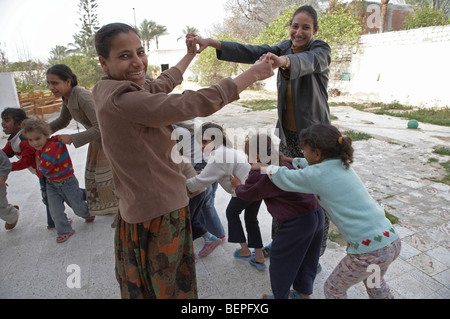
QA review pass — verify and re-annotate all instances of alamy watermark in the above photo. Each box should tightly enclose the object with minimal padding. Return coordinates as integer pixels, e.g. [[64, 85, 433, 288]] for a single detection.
[[366, 264, 382, 289], [66, 264, 81, 289], [171, 126, 281, 168], [367, 4, 382, 29]]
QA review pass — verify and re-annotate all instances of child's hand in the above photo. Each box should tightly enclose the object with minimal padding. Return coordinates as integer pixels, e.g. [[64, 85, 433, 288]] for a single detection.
[[280, 152, 293, 164], [251, 162, 268, 171], [230, 174, 241, 188]]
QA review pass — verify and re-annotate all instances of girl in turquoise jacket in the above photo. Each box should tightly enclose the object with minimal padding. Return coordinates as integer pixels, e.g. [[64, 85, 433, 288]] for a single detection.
[[252, 124, 401, 299]]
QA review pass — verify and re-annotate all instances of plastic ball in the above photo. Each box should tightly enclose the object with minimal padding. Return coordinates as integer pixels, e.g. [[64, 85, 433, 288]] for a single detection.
[[407, 119, 419, 129]]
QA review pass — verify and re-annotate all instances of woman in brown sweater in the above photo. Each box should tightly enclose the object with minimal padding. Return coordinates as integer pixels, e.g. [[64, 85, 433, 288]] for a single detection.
[[46, 64, 119, 217], [93, 22, 274, 299]]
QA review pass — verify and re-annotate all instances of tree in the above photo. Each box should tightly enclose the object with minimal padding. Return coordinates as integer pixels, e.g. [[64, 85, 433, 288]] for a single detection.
[[193, 2, 364, 86], [406, 0, 450, 16], [191, 33, 243, 86], [315, 6, 362, 61], [68, 0, 100, 57], [138, 20, 168, 51], [178, 26, 200, 41], [0, 44, 8, 72], [153, 25, 168, 49], [223, 0, 315, 41], [403, 6, 450, 29], [139, 19, 157, 52], [48, 45, 69, 65], [59, 55, 104, 88]]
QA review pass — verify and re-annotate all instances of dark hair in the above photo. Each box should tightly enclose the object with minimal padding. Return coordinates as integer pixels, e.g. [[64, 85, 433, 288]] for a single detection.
[[300, 124, 353, 169], [46, 64, 78, 87], [1, 107, 28, 124], [245, 133, 275, 164], [291, 5, 318, 29], [95, 23, 139, 58], [200, 122, 231, 148]]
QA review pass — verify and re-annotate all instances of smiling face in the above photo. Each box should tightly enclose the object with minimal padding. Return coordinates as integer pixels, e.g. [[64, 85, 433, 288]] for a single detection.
[[26, 130, 49, 151], [98, 31, 148, 86], [289, 11, 318, 50], [1, 115, 21, 136]]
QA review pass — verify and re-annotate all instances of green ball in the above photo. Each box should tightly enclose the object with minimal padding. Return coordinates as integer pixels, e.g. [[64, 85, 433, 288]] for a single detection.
[[407, 119, 419, 129]]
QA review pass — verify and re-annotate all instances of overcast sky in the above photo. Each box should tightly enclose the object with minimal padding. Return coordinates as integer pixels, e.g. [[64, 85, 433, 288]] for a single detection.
[[0, 0, 228, 62]]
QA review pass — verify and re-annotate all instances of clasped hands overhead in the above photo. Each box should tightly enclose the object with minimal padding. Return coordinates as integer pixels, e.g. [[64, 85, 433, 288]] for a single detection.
[[185, 33, 281, 70]]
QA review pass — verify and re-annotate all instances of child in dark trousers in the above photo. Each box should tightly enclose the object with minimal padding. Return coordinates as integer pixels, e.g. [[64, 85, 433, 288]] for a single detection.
[[230, 133, 324, 299]]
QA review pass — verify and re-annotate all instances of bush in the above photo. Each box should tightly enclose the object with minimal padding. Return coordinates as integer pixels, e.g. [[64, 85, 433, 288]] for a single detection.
[[403, 7, 450, 29]]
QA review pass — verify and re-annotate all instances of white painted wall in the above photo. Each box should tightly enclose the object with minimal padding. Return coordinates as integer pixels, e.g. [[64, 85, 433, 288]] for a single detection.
[[330, 25, 450, 108], [0, 72, 20, 112]]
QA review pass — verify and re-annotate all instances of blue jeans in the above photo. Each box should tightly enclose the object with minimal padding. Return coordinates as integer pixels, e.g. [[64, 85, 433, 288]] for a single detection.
[[189, 191, 208, 240], [46, 175, 90, 235], [198, 182, 225, 238], [40, 176, 85, 228]]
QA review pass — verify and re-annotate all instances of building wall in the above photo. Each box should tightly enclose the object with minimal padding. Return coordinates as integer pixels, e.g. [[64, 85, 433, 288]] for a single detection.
[[0, 72, 20, 112], [329, 24, 450, 108], [364, 2, 414, 34]]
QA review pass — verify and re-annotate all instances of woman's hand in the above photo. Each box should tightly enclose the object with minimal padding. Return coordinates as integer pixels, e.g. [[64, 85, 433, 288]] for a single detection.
[[185, 34, 198, 54], [264, 52, 289, 69], [58, 134, 73, 145], [251, 54, 276, 82]]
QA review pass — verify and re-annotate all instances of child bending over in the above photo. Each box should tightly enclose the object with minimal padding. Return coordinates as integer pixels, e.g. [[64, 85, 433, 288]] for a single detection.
[[186, 123, 266, 269], [252, 124, 401, 299], [230, 133, 324, 298]]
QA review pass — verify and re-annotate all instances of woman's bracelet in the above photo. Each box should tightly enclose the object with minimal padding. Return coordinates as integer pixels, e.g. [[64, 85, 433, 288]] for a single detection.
[[280, 56, 289, 70]]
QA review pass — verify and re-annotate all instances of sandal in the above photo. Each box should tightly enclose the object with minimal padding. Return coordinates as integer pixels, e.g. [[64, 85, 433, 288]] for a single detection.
[[262, 294, 274, 299], [56, 229, 75, 243], [85, 215, 95, 223], [233, 249, 252, 261], [288, 289, 301, 299], [249, 257, 267, 270]]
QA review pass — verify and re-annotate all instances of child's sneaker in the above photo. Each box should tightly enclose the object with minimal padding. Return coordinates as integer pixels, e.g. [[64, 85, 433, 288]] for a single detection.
[[198, 233, 221, 257]]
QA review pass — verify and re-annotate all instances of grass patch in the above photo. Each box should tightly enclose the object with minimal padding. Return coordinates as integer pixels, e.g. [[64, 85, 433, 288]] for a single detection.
[[429, 147, 450, 185], [428, 159, 450, 186], [240, 99, 277, 111], [331, 101, 450, 127], [434, 147, 450, 156], [385, 211, 399, 225], [342, 130, 373, 141]]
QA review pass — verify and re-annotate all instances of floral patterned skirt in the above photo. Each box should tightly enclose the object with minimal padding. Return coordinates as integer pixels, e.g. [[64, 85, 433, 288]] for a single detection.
[[85, 141, 119, 216], [114, 207, 198, 299]]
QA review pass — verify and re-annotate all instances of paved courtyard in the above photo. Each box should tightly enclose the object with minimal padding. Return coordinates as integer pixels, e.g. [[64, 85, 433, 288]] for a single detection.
[[0, 88, 449, 299]]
